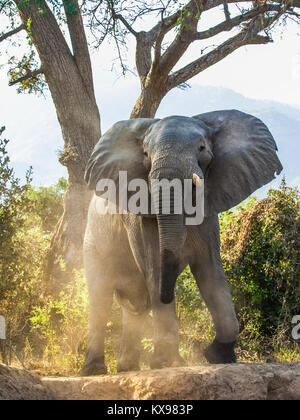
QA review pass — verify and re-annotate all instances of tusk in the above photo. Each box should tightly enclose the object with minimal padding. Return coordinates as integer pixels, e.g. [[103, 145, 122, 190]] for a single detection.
[[193, 174, 204, 188]]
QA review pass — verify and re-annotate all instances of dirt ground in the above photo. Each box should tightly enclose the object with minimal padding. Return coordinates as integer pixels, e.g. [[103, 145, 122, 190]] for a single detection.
[[0, 364, 54, 400], [1, 363, 300, 400]]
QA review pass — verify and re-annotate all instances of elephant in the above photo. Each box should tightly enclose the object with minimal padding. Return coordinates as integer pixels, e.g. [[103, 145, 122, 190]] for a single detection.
[[81, 110, 282, 376]]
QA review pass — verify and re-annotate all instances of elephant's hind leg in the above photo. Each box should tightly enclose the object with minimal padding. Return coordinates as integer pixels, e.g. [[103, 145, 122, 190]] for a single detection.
[[115, 285, 150, 373], [117, 306, 148, 373]]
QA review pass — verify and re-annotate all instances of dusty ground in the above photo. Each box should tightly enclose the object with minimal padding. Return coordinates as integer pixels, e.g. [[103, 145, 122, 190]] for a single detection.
[[0, 364, 54, 400], [1, 363, 300, 400]]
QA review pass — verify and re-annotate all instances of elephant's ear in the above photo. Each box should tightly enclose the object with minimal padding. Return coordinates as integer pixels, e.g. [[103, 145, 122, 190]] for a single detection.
[[193, 110, 283, 214], [85, 118, 159, 200]]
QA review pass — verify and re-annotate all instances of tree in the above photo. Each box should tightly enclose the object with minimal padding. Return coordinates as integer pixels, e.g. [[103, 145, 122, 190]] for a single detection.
[[90, 0, 300, 118], [28, 178, 67, 233], [1, 0, 101, 286]]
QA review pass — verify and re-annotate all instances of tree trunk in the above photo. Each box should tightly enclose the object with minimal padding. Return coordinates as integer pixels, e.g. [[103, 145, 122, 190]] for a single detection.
[[45, 183, 94, 289], [130, 84, 165, 119], [15, 0, 101, 289], [44, 90, 100, 289], [44, 63, 101, 287]]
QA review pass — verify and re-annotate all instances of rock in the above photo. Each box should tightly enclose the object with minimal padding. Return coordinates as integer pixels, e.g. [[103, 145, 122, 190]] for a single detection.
[[0, 364, 54, 400], [42, 364, 300, 400]]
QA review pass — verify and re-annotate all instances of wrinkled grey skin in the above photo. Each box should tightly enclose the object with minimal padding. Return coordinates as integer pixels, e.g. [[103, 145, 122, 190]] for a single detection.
[[82, 110, 282, 376]]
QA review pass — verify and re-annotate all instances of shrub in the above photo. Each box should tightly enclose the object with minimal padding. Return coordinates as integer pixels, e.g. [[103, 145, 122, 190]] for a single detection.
[[30, 270, 88, 375], [27, 178, 66, 233], [220, 180, 300, 359], [0, 127, 43, 363], [0, 127, 66, 365]]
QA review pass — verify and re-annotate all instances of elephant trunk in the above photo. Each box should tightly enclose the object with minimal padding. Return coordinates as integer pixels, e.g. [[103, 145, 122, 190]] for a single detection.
[[157, 213, 184, 304], [150, 168, 184, 304]]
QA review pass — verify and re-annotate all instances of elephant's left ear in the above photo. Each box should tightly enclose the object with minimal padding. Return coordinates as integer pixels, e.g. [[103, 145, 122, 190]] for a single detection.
[[193, 110, 283, 214]]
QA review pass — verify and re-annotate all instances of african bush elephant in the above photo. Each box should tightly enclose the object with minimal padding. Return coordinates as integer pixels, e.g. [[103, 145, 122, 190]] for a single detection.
[[81, 110, 282, 376]]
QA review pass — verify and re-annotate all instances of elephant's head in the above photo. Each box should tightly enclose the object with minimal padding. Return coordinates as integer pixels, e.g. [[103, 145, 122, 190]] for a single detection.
[[85, 110, 283, 304]]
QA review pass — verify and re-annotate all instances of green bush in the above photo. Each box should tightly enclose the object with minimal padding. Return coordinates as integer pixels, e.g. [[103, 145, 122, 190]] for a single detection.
[[0, 128, 42, 363], [30, 270, 88, 375], [0, 127, 66, 365], [220, 180, 300, 359]]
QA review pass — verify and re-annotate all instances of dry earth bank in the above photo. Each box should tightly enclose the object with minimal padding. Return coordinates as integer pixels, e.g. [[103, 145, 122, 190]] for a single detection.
[[1, 363, 300, 400]]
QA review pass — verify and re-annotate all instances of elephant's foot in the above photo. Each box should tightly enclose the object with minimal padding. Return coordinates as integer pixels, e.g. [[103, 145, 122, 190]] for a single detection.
[[117, 350, 141, 373], [80, 356, 107, 376], [150, 349, 185, 370], [204, 339, 237, 364], [117, 358, 140, 373]]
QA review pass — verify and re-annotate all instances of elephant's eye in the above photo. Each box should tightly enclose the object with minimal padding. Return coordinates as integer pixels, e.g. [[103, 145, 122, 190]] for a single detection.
[[144, 151, 148, 157], [199, 145, 205, 152]]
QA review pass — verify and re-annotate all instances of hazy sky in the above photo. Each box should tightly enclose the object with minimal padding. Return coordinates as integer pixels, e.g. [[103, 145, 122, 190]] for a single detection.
[[0, 8, 299, 185]]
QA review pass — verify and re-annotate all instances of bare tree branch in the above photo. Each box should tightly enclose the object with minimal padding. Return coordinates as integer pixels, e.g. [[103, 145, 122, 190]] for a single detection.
[[167, 25, 272, 90], [223, 0, 231, 21], [204, 0, 300, 11], [195, 4, 282, 40], [134, 9, 181, 82], [148, 7, 182, 38], [114, 13, 138, 36], [159, 2, 201, 76], [153, 28, 165, 67], [286, 9, 300, 19], [135, 32, 155, 82], [0, 0, 9, 13], [112, 15, 128, 76], [150, 13, 182, 68], [205, 0, 252, 10], [0, 24, 25, 43]]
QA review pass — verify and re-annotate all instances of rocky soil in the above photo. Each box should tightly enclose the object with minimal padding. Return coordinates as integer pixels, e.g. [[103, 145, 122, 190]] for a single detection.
[[1, 363, 300, 400]]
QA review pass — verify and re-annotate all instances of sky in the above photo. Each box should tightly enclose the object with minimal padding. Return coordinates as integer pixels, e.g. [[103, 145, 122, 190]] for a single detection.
[[0, 5, 299, 186]]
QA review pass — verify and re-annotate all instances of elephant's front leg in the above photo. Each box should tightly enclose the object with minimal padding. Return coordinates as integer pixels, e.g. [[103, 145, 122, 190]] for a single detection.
[[150, 299, 185, 369], [191, 260, 239, 363], [190, 220, 239, 364]]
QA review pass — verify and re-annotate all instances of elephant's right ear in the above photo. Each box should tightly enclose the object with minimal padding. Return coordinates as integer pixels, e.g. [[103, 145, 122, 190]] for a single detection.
[[85, 118, 159, 192]]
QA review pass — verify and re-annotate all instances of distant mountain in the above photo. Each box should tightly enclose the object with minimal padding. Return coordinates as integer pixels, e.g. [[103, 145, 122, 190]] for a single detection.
[[7, 82, 300, 192]]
